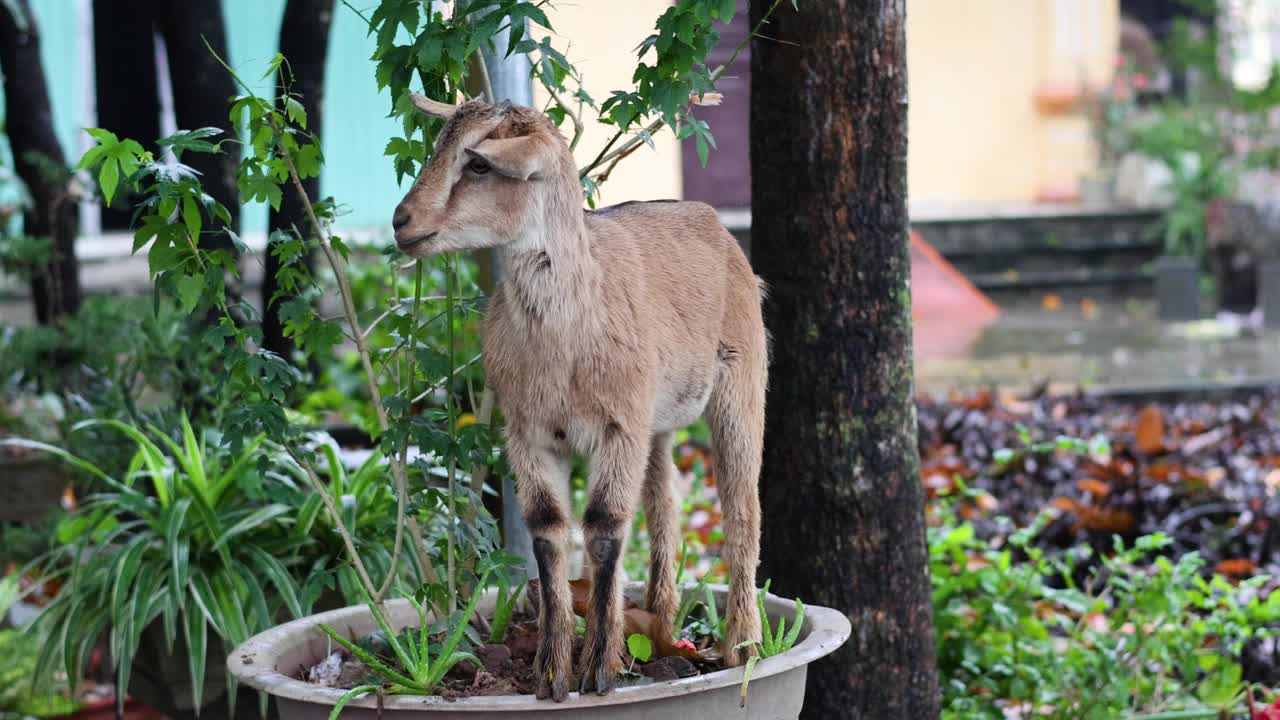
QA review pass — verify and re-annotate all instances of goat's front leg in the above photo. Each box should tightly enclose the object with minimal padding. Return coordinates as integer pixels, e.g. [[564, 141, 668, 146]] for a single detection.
[[578, 427, 648, 695], [507, 431, 574, 702]]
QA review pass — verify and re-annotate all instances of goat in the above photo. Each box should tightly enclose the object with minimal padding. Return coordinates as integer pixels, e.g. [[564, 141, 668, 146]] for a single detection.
[[392, 93, 767, 701]]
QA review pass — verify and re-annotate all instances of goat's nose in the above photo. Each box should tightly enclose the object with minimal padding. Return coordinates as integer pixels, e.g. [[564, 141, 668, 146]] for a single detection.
[[392, 206, 411, 233]]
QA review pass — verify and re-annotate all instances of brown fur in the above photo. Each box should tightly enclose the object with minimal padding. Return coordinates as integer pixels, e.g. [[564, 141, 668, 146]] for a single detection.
[[393, 95, 767, 700]]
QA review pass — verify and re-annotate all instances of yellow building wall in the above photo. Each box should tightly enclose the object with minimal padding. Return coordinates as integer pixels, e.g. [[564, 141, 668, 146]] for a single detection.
[[535, 0, 682, 207], [907, 0, 1119, 208], [535, 1, 1119, 211]]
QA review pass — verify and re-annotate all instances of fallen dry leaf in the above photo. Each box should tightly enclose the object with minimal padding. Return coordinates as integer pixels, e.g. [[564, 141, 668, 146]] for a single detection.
[[1215, 558, 1258, 579], [1075, 478, 1111, 498], [1052, 497, 1136, 533], [1134, 405, 1165, 455], [564, 577, 705, 661]]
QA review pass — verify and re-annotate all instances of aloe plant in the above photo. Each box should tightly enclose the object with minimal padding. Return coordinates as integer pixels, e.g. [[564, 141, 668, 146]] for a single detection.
[[736, 580, 804, 708], [318, 573, 490, 720]]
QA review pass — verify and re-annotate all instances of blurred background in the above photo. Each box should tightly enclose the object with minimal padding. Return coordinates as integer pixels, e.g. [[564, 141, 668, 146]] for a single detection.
[[5, 0, 1280, 393]]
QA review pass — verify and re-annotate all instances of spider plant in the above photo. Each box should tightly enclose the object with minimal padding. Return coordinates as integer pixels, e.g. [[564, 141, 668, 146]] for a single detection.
[[5, 416, 327, 716]]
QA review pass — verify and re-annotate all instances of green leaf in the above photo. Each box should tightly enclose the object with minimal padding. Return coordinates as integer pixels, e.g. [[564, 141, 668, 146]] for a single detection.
[[158, 127, 223, 160], [245, 546, 304, 619], [184, 598, 208, 710], [211, 504, 292, 551], [780, 599, 804, 651], [99, 156, 120, 205], [285, 97, 307, 129], [181, 191, 203, 242], [0, 438, 114, 487], [175, 273, 203, 314], [165, 497, 193, 592], [627, 633, 653, 663], [71, 419, 171, 504], [318, 624, 420, 688], [328, 685, 379, 720], [739, 654, 761, 708], [109, 534, 151, 630]]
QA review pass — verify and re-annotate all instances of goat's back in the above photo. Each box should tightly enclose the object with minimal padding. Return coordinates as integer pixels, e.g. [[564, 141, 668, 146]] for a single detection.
[[584, 200, 761, 428]]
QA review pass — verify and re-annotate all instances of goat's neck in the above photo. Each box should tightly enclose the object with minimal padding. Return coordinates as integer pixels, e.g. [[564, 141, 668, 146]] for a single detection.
[[497, 182, 599, 337]]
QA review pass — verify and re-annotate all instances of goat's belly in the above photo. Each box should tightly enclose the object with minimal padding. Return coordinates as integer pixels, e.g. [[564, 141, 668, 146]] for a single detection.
[[652, 376, 713, 433]]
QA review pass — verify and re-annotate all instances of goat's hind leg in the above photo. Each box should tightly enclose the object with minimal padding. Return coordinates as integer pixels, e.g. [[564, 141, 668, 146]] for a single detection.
[[643, 432, 680, 638], [705, 329, 766, 666], [508, 433, 574, 702]]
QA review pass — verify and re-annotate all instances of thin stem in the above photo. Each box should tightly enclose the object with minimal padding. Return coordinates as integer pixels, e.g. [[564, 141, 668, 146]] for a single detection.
[[545, 81, 585, 152], [213, 34, 409, 602], [467, 388, 495, 501], [445, 254, 459, 615], [577, 0, 787, 181], [406, 516, 440, 585], [409, 352, 484, 405], [294, 454, 379, 596]]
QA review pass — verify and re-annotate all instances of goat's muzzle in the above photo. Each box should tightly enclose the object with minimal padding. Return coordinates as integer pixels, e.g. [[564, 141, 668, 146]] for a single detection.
[[392, 204, 436, 253]]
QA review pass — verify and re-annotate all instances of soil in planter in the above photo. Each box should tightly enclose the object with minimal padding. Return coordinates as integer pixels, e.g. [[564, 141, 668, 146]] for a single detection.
[[302, 595, 729, 698]]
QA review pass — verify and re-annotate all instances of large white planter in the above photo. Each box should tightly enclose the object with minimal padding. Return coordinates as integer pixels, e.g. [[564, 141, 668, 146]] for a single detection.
[[227, 583, 850, 719]]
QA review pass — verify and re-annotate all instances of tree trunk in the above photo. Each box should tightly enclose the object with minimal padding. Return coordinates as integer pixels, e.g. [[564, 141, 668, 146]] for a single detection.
[[0, 0, 81, 324], [93, 0, 161, 231], [154, 0, 240, 255], [262, 0, 335, 359], [750, 1, 939, 719]]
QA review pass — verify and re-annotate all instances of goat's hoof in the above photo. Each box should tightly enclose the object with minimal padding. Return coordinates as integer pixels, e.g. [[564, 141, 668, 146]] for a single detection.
[[535, 667, 570, 702], [576, 636, 619, 696], [533, 634, 571, 702], [577, 658, 616, 696]]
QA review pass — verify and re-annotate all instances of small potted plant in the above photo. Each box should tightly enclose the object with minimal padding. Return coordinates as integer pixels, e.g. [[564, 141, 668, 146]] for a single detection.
[[1080, 55, 1147, 207], [0, 392, 67, 523], [1131, 106, 1236, 321]]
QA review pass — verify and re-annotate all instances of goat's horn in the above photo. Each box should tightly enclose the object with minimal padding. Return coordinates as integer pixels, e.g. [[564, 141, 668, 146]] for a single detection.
[[409, 92, 459, 119]]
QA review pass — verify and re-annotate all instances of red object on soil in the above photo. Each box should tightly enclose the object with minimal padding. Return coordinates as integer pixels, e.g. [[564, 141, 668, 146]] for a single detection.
[[910, 230, 1000, 359]]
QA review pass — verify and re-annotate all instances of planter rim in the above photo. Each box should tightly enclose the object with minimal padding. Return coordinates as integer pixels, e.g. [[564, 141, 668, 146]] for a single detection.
[[226, 582, 850, 712]]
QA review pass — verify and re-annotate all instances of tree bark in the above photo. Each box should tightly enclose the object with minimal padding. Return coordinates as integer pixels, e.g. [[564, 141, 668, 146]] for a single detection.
[[92, 0, 161, 231], [262, 0, 335, 359], [0, 0, 81, 323], [154, 0, 240, 255], [750, 1, 939, 718]]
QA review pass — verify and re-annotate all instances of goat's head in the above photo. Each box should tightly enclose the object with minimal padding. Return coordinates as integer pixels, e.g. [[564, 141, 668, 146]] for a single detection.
[[392, 93, 572, 257]]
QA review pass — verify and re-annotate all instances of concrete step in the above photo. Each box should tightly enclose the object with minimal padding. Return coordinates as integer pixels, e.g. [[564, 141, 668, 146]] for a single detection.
[[913, 204, 1164, 300]]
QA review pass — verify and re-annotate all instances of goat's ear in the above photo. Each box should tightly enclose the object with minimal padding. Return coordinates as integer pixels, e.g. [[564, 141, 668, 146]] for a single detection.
[[466, 136, 548, 181], [409, 92, 458, 119]]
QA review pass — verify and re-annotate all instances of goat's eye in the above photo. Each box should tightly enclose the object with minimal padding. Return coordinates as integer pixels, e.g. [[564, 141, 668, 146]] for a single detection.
[[467, 157, 491, 175]]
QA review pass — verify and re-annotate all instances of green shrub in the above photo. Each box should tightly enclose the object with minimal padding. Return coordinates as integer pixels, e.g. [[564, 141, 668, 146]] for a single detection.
[[931, 497, 1278, 719]]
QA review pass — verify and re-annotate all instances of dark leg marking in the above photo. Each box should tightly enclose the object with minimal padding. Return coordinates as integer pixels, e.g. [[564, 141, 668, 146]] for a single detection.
[[531, 538, 568, 701], [580, 536, 621, 695], [524, 491, 565, 533], [582, 501, 625, 537]]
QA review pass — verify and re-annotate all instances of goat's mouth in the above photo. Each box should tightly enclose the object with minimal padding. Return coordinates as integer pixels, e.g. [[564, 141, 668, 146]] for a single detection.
[[395, 232, 437, 255]]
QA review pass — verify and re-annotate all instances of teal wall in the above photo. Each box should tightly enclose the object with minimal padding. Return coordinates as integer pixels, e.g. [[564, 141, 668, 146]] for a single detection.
[[23, 1, 406, 232]]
